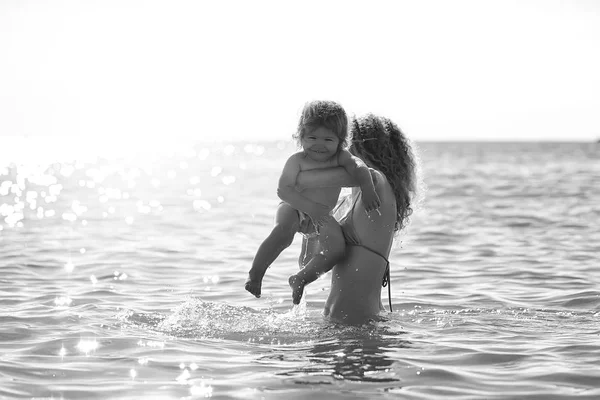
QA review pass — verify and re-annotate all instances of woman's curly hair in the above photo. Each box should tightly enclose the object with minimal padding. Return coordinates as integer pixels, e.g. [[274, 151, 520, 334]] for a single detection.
[[350, 114, 419, 232]]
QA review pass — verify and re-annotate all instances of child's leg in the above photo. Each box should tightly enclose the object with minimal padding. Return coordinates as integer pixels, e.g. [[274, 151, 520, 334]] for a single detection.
[[245, 203, 300, 298], [288, 219, 346, 304], [298, 235, 319, 269]]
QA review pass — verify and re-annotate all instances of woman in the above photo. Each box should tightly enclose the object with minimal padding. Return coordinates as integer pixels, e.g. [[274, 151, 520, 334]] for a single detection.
[[295, 113, 419, 324]]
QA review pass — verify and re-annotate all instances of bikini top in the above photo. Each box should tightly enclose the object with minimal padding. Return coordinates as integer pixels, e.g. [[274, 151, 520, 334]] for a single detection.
[[337, 192, 393, 312]]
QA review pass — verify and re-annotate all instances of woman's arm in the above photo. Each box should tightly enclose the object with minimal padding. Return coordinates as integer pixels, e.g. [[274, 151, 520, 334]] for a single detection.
[[337, 150, 381, 212], [295, 167, 359, 190]]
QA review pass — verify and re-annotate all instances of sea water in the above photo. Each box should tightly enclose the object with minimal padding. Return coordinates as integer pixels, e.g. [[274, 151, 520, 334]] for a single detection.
[[1, 138, 599, 399]]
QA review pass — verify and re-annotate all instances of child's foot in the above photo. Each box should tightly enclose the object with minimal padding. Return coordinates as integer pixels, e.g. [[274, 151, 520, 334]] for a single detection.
[[288, 275, 305, 305], [245, 274, 262, 298]]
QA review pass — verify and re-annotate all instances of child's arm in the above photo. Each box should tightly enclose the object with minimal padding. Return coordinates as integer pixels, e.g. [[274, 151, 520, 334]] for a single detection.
[[294, 167, 356, 192], [296, 167, 382, 189], [277, 154, 330, 221], [337, 150, 381, 212]]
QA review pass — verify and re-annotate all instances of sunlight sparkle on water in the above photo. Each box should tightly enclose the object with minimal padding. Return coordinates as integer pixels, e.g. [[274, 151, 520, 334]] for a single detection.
[[221, 176, 236, 185], [54, 296, 72, 307], [0, 181, 11, 196], [71, 200, 88, 215], [113, 271, 128, 280], [136, 201, 151, 214], [193, 200, 212, 211], [202, 276, 220, 284], [65, 261, 75, 273], [62, 212, 77, 222], [48, 183, 62, 196], [190, 382, 213, 398], [210, 167, 222, 177], [176, 368, 191, 384], [137, 340, 165, 348], [77, 339, 99, 355]]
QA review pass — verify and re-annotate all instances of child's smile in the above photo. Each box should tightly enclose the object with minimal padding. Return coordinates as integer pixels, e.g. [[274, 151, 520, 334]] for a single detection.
[[301, 126, 340, 161]]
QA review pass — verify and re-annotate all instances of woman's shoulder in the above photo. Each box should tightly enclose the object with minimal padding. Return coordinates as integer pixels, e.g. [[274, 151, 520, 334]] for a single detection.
[[370, 168, 389, 188], [369, 168, 395, 206]]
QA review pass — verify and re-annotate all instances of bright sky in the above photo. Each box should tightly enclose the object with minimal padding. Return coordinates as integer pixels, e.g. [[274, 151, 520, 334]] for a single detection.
[[1, 0, 599, 142]]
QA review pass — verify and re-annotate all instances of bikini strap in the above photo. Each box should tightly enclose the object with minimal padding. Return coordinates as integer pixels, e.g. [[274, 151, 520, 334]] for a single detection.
[[348, 244, 393, 313], [381, 262, 392, 312]]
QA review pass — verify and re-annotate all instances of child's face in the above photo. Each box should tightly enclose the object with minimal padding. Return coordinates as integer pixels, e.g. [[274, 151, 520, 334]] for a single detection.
[[301, 126, 340, 161]]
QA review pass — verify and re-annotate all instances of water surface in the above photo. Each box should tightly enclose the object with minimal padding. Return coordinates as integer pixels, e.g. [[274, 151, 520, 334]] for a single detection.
[[1, 139, 599, 399]]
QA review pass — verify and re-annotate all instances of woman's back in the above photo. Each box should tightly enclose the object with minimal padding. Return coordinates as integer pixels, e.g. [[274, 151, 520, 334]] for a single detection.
[[324, 171, 397, 324]]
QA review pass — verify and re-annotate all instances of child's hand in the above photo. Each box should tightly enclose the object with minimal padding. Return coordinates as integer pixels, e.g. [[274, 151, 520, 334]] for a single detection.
[[298, 215, 314, 235], [362, 188, 381, 214], [309, 203, 331, 228], [312, 214, 332, 228]]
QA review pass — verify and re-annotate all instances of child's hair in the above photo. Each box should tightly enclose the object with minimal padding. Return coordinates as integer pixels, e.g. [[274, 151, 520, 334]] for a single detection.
[[350, 114, 420, 233], [293, 100, 349, 150]]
